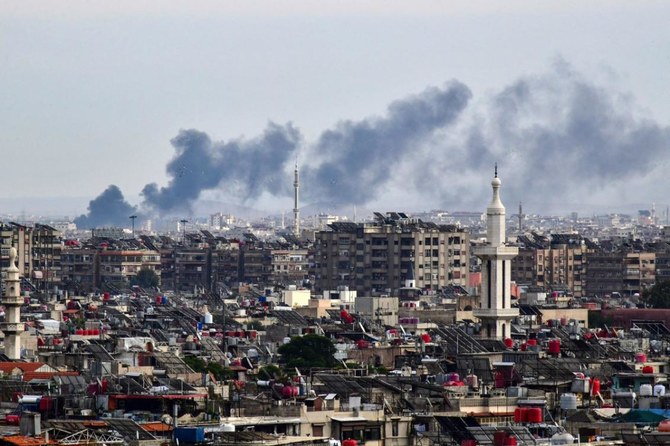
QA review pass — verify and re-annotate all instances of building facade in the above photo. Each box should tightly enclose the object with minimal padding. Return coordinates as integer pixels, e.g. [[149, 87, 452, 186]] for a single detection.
[[314, 216, 469, 296]]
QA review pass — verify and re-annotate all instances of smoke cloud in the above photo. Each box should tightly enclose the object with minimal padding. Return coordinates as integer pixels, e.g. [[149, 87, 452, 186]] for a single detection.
[[416, 60, 670, 211], [74, 185, 138, 229], [141, 122, 301, 214], [301, 81, 472, 204], [76, 61, 670, 225]]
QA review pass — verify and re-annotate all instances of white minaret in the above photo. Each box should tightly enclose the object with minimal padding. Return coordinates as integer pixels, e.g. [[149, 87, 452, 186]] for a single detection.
[[1, 247, 24, 359], [473, 166, 519, 339], [293, 163, 300, 237]]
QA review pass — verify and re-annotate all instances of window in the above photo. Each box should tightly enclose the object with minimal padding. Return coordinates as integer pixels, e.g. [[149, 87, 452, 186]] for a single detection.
[[392, 420, 399, 437], [313, 425, 324, 437]]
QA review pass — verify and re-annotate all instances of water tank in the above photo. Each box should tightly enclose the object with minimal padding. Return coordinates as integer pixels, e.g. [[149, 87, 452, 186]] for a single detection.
[[659, 420, 670, 432], [654, 384, 666, 397], [527, 407, 543, 423], [204, 312, 213, 324], [222, 423, 235, 432], [356, 339, 370, 349], [643, 365, 654, 374], [493, 431, 508, 446], [640, 384, 653, 397], [236, 309, 247, 317], [466, 374, 479, 389], [548, 339, 561, 355], [550, 433, 575, 445], [514, 407, 527, 423], [494, 371, 506, 388], [560, 393, 577, 410], [421, 333, 432, 343], [504, 338, 514, 349], [635, 352, 648, 363], [591, 378, 601, 396], [503, 437, 517, 446], [343, 439, 358, 446], [283, 337, 292, 344]]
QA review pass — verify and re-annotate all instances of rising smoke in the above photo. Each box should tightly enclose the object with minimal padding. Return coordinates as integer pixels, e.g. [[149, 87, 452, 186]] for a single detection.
[[141, 122, 301, 214], [416, 61, 670, 211], [74, 185, 138, 228], [76, 62, 670, 226]]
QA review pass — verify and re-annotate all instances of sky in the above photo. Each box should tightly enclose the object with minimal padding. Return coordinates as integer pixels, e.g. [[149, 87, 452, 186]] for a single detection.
[[1, 1, 670, 223]]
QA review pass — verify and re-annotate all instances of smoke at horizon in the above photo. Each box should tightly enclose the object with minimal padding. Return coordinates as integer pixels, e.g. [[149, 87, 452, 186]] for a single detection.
[[75, 61, 670, 226]]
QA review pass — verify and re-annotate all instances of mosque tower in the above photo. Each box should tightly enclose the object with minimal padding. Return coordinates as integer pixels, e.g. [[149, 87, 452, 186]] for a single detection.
[[473, 166, 519, 339], [1, 248, 24, 359], [293, 163, 300, 237]]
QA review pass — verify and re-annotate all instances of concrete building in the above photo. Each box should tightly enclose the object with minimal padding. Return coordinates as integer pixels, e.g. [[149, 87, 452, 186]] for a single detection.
[[282, 287, 310, 308], [585, 251, 655, 297], [99, 249, 161, 289], [512, 234, 590, 297], [61, 248, 98, 293], [270, 248, 309, 285], [355, 295, 399, 327], [472, 168, 518, 339], [314, 214, 469, 296]]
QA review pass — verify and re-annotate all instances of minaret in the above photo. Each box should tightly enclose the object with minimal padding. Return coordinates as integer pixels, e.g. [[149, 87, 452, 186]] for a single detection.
[[293, 163, 300, 237], [518, 202, 523, 233], [1, 247, 24, 359], [473, 166, 519, 339]]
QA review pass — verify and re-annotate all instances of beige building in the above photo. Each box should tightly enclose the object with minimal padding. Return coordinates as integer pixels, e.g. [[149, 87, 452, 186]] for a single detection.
[[355, 296, 399, 327], [99, 249, 161, 287], [1, 223, 62, 293], [270, 248, 309, 284], [512, 234, 590, 297], [315, 215, 469, 296]]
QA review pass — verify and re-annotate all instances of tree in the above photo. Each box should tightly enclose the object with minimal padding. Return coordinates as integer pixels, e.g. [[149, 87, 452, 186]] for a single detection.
[[277, 334, 338, 370], [643, 281, 670, 308], [132, 268, 160, 289]]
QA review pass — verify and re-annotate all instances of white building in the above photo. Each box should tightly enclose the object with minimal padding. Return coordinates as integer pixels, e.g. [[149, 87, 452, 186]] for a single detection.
[[473, 168, 519, 339]]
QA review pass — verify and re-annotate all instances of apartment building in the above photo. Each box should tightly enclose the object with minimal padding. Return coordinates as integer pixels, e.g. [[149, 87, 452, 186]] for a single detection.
[[61, 248, 98, 292], [512, 234, 590, 297], [98, 248, 161, 289], [0, 223, 62, 292], [270, 248, 309, 285], [314, 214, 469, 296]]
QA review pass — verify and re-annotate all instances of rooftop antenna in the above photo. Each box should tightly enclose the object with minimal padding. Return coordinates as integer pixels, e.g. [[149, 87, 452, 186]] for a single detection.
[[494, 162, 498, 178]]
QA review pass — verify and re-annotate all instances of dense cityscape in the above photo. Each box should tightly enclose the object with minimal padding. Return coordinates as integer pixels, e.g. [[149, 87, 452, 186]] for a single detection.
[[0, 168, 670, 446], [4, 2, 670, 446]]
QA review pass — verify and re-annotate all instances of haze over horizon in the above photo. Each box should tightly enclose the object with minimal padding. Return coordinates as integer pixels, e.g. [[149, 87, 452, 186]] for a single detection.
[[2, 1, 669, 226]]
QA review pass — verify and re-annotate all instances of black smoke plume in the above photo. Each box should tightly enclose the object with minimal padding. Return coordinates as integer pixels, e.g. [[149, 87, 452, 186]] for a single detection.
[[141, 122, 301, 214], [74, 185, 138, 228], [416, 61, 670, 210], [301, 80, 472, 204], [77, 61, 670, 223]]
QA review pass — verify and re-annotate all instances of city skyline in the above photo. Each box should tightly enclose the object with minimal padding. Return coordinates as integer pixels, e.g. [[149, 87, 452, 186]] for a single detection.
[[2, 1, 669, 224]]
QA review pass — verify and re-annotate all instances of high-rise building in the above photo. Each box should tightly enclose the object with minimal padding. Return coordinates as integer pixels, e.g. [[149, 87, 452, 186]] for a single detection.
[[472, 168, 518, 339], [314, 214, 469, 296]]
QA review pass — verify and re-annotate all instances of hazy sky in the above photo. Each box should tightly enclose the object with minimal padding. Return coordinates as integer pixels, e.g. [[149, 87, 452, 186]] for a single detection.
[[1, 1, 669, 219]]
